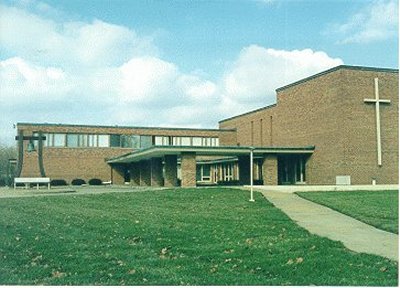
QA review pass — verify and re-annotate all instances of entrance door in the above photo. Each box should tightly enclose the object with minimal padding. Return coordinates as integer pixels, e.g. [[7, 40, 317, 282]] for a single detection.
[[278, 155, 306, 185]]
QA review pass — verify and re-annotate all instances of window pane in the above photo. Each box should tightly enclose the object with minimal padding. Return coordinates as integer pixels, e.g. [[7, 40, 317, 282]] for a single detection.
[[155, 136, 163, 146], [181, 137, 191, 146], [192, 137, 202, 146], [33, 132, 38, 148], [215, 138, 219, 146], [66, 134, 78, 147], [203, 165, 211, 176], [172, 137, 180, 146], [98, 135, 109, 147], [43, 133, 48, 147], [79, 134, 88, 147], [54, 134, 65, 147], [121, 135, 139, 148], [163, 136, 170, 145], [140, 136, 152, 149], [110, 134, 121, 147], [88, 135, 96, 147]]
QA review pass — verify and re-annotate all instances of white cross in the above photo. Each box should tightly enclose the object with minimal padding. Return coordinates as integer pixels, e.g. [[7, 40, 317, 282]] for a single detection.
[[364, 78, 391, 166]]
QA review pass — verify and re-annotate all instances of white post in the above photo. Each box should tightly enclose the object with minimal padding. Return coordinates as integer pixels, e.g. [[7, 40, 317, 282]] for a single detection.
[[249, 148, 255, 202]]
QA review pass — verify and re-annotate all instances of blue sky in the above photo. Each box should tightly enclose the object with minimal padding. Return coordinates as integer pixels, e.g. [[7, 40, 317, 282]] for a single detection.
[[0, 0, 398, 145]]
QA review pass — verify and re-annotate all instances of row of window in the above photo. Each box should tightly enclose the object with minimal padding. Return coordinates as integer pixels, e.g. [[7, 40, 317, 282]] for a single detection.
[[34, 133, 219, 148]]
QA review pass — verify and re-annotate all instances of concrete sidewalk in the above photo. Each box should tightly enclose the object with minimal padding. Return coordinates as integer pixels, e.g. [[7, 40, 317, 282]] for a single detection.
[[257, 189, 398, 261]]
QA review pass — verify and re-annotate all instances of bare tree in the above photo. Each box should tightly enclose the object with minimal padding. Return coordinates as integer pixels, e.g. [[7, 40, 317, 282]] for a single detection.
[[0, 144, 17, 186]]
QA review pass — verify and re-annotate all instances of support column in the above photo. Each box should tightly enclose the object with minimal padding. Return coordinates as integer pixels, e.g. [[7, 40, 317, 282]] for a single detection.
[[139, 160, 151, 186], [181, 152, 196, 187], [129, 162, 140, 186], [262, 155, 278, 185], [151, 158, 163, 187], [164, 155, 178, 187], [111, 164, 125, 185], [238, 155, 250, 185]]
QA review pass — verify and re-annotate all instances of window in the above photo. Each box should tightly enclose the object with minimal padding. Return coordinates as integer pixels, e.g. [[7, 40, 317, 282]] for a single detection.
[[88, 135, 97, 147], [223, 163, 234, 181], [202, 165, 211, 181], [172, 137, 180, 146], [192, 137, 202, 146], [110, 134, 121, 147], [66, 134, 79, 147], [121, 135, 140, 148], [98, 135, 109, 147], [155, 136, 170, 146], [54, 134, 66, 147], [140, 136, 152, 149], [43, 133, 52, 147], [181, 137, 191, 146], [32, 132, 39, 148], [78, 134, 88, 147]]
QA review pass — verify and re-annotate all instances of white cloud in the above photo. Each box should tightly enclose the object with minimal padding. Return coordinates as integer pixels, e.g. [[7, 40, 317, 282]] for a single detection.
[[0, 57, 71, 104], [0, 4, 158, 68], [0, 3, 344, 146], [220, 45, 343, 116], [330, 0, 398, 44]]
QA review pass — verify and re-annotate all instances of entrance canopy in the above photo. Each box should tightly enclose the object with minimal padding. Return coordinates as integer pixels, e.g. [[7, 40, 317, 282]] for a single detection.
[[106, 145, 315, 187], [106, 145, 315, 164]]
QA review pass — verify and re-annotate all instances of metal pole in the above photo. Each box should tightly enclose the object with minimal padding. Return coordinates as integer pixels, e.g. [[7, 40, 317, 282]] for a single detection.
[[249, 147, 255, 202]]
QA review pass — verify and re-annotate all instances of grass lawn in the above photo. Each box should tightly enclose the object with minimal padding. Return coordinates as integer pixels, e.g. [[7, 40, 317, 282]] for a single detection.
[[297, 190, 398, 234], [0, 188, 397, 285]]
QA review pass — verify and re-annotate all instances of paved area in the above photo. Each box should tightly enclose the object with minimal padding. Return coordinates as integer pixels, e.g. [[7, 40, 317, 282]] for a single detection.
[[255, 187, 398, 262], [0, 185, 168, 198]]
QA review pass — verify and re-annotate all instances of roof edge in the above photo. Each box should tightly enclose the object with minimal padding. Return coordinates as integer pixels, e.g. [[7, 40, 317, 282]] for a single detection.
[[219, 103, 277, 123], [16, 122, 236, 133], [276, 65, 399, 92]]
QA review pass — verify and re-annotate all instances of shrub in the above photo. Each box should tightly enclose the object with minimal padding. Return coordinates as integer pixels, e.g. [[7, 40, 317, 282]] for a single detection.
[[51, 179, 67, 186], [254, 179, 264, 185], [88, 178, 102, 185], [217, 180, 240, 186], [71, 178, 86, 186]]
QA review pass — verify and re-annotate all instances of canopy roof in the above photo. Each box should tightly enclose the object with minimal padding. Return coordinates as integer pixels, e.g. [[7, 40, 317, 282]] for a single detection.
[[107, 145, 315, 164]]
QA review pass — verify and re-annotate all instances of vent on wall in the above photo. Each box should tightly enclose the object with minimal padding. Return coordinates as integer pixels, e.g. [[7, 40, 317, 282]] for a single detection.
[[336, 175, 351, 185]]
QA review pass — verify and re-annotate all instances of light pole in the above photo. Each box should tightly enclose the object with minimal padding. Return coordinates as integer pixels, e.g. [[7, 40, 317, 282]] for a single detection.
[[249, 147, 255, 202]]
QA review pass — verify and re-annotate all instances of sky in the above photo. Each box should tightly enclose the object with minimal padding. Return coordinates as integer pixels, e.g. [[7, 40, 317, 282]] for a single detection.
[[0, 0, 398, 146]]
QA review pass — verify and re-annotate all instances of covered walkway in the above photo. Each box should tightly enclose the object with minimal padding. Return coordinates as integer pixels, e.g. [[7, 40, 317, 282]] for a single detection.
[[106, 145, 314, 187]]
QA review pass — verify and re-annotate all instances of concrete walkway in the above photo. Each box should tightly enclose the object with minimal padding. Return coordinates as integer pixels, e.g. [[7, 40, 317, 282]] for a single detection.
[[256, 188, 398, 262]]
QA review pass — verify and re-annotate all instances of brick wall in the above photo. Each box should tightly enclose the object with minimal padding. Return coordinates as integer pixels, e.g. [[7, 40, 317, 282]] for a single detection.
[[220, 67, 399, 185], [16, 124, 233, 184]]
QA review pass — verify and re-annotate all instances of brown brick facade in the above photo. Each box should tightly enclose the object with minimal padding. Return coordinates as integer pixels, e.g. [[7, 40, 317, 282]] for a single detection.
[[17, 124, 233, 184], [16, 66, 398, 186], [220, 66, 399, 185], [181, 153, 196, 187]]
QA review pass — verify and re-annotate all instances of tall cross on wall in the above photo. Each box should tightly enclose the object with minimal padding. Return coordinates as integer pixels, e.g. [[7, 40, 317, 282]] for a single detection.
[[363, 78, 391, 166]]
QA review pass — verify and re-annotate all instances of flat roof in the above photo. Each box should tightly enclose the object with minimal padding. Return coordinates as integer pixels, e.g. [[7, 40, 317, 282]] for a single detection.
[[107, 145, 315, 164], [17, 122, 236, 133]]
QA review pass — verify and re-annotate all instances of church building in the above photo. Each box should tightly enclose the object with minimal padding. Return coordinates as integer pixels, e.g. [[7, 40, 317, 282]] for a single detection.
[[15, 65, 399, 187]]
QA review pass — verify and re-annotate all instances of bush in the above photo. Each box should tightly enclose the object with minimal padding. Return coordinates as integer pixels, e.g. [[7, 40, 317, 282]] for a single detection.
[[217, 180, 240, 186], [88, 178, 102, 185], [71, 178, 86, 186], [254, 179, 264, 185], [51, 179, 67, 186]]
